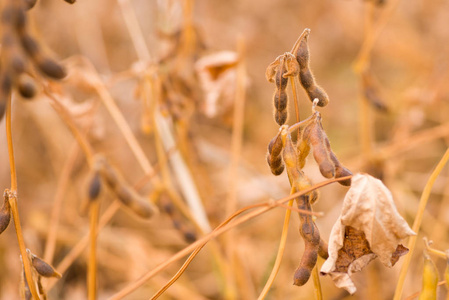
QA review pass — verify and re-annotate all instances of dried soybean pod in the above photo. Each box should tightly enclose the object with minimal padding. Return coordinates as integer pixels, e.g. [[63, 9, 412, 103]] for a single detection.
[[308, 120, 335, 179], [296, 122, 313, 169], [273, 90, 287, 111], [20, 270, 32, 300], [418, 254, 438, 300], [0, 193, 11, 234], [325, 136, 352, 186], [97, 157, 120, 189], [37, 58, 66, 79], [266, 153, 284, 176], [31, 254, 61, 278], [267, 130, 283, 158], [275, 109, 287, 126], [272, 58, 288, 126], [295, 29, 310, 69], [159, 191, 197, 243], [275, 57, 288, 91], [20, 34, 66, 79], [88, 172, 102, 201], [318, 239, 329, 259], [17, 73, 37, 99], [305, 85, 329, 107], [293, 194, 320, 286], [114, 185, 156, 219], [362, 70, 387, 112], [23, 0, 37, 10], [267, 128, 285, 175], [295, 30, 329, 107]]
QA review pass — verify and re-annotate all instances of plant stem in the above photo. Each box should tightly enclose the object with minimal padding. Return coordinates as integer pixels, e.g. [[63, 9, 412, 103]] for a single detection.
[[88, 200, 100, 300], [312, 265, 322, 300], [257, 197, 294, 300], [393, 147, 449, 300], [43, 142, 80, 264], [5, 96, 40, 299]]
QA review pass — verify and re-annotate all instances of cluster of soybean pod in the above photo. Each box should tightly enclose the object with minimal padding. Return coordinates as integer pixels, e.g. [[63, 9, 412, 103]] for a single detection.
[[265, 28, 352, 286], [0, 0, 68, 121]]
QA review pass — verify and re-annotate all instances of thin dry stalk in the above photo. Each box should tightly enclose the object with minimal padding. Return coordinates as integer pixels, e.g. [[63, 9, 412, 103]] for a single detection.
[[257, 197, 294, 300], [393, 147, 449, 300], [44, 90, 95, 167], [116, 0, 151, 63], [88, 201, 100, 300], [223, 37, 247, 299], [43, 142, 80, 264], [353, 0, 403, 73], [114, 0, 211, 232], [358, 2, 375, 157], [108, 176, 351, 300], [5, 95, 40, 299], [311, 265, 322, 300]]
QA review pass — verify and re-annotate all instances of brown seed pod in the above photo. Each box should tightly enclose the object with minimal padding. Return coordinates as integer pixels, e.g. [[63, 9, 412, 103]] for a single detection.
[[0, 193, 11, 235], [274, 109, 287, 126], [308, 121, 335, 179], [293, 195, 320, 286], [0, 101, 5, 121], [114, 185, 156, 219], [266, 153, 284, 176], [23, 0, 37, 10], [305, 85, 329, 107], [31, 254, 61, 278], [88, 172, 102, 202], [17, 73, 37, 99], [296, 123, 313, 169], [295, 29, 310, 69], [20, 270, 32, 300], [19, 34, 66, 79], [295, 31, 329, 107], [326, 140, 352, 186], [318, 239, 329, 259], [36, 58, 66, 79], [299, 68, 314, 89], [97, 156, 158, 218], [158, 191, 197, 243], [267, 130, 284, 158], [97, 157, 120, 189], [362, 70, 388, 112], [273, 90, 287, 111], [275, 58, 288, 91]]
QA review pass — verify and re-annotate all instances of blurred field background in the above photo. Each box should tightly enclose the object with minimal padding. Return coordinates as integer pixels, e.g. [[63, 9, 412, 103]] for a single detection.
[[1, 0, 449, 299]]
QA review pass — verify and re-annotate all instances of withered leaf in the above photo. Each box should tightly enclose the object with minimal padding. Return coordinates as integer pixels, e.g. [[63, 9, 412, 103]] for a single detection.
[[195, 51, 239, 118], [321, 173, 415, 294]]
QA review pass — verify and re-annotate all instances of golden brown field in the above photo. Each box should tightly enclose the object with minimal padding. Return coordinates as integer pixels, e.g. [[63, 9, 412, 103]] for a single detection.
[[1, 0, 449, 299]]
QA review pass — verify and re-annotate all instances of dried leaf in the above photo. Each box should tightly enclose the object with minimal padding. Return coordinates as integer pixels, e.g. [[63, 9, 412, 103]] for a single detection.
[[195, 51, 238, 118], [321, 173, 415, 294]]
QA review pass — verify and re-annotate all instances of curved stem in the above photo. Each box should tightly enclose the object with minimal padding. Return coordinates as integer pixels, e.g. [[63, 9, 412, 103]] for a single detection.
[[312, 265, 322, 300], [6, 96, 17, 191], [393, 147, 449, 300], [5, 96, 40, 299], [257, 197, 294, 300], [88, 201, 100, 300]]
